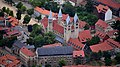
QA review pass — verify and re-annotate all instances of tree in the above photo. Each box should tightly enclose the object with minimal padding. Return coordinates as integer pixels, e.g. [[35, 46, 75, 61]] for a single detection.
[[27, 9, 34, 16], [62, 2, 75, 17], [16, 2, 23, 9], [45, 64, 51, 67], [6, 8, 10, 14], [2, 7, 6, 12], [115, 53, 120, 64], [23, 15, 31, 24], [111, 20, 120, 31], [16, 10, 22, 20], [74, 57, 83, 65], [0, 11, 4, 17], [115, 32, 120, 42], [85, 0, 94, 13], [59, 59, 66, 67], [103, 51, 111, 59], [105, 58, 112, 66], [9, 10, 14, 17], [20, 6, 26, 13], [35, 15, 41, 22], [87, 36, 100, 46]]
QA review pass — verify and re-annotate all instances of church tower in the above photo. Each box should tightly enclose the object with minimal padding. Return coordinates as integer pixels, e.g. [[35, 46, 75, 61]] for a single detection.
[[73, 13, 79, 38], [48, 10, 53, 32], [58, 8, 62, 24], [64, 15, 72, 42]]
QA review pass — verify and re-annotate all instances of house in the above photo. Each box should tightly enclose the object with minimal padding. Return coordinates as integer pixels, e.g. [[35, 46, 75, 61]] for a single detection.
[[34, 7, 55, 19], [94, 0, 120, 17], [53, 0, 65, 4], [96, 4, 112, 21], [12, 40, 26, 55], [42, 43, 62, 48], [0, 54, 21, 67], [90, 41, 113, 52], [95, 19, 113, 33], [36, 46, 73, 67], [63, 65, 117, 67], [20, 47, 36, 67]]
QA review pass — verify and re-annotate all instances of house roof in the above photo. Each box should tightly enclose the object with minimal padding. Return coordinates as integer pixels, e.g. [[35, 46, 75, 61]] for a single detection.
[[106, 38, 120, 48], [95, 19, 108, 29], [68, 38, 84, 49], [0, 54, 20, 67], [96, 4, 109, 13], [97, 0, 120, 9], [63, 65, 117, 67], [42, 43, 62, 48], [0, 17, 5, 20], [95, 31, 106, 39], [34, 7, 55, 16], [73, 50, 85, 57], [36, 46, 73, 56], [41, 17, 48, 28], [106, 30, 118, 37], [20, 46, 35, 57], [79, 21, 87, 28], [13, 40, 26, 49], [53, 20, 64, 34], [90, 41, 113, 52], [78, 30, 92, 42]]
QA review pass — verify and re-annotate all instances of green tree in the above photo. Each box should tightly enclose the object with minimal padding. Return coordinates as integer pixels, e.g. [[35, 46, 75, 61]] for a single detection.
[[20, 6, 26, 13], [85, 0, 94, 13], [16, 10, 22, 20], [115, 32, 120, 42], [105, 58, 112, 66], [2, 7, 6, 12], [23, 15, 31, 24], [0, 11, 4, 17], [6, 8, 10, 14], [87, 36, 100, 46], [59, 59, 66, 67], [74, 57, 83, 65], [45, 64, 51, 67], [9, 10, 14, 17], [111, 20, 120, 31], [16, 2, 23, 9], [35, 15, 41, 22], [115, 53, 120, 64], [27, 9, 34, 16]]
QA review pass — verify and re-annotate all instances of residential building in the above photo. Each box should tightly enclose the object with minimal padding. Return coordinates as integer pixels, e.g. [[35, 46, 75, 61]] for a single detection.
[[67, 0, 87, 6], [63, 65, 117, 67], [0, 54, 21, 67], [93, 0, 120, 17], [20, 47, 36, 67], [96, 4, 112, 21], [36, 46, 73, 67]]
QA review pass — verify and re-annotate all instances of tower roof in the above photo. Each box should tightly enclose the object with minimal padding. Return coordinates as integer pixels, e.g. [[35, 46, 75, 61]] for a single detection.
[[48, 10, 53, 19], [66, 15, 70, 25], [74, 13, 78, 23], [58, 8, 62, 17]]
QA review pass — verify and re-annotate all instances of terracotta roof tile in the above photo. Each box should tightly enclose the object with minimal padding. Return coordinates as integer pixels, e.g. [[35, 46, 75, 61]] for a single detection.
[[53, 20, 64, 34], [96, 4, 109, 13], [78, 30, 92, 42], [73, 50, 85, 57], [20, 46, 35, 57], [34, 7, 55, 16], [79, 21, 87, 28], [95, 19, 108, 29], [42, 43, 62, 48], [41, 17, 48, 28], [90, 41, 113, 52], [98, 0, 120, 9]]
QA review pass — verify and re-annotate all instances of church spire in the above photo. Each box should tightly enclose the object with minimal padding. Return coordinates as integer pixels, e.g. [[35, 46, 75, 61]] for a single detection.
[[74, 13, 78, 23], [66, 15, 70, 25], [58, 8, 62, 18], [48, 10, 53, 20]]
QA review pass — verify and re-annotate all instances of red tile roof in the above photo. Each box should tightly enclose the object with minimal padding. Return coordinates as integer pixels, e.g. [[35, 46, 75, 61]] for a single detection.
[[4, 30, 21, 37], [79, 21, 87, 28], [0, 54, 20, 67], [96, 4, 109, 13], [106, 38, 120, 48], [42, 43, 62, 48], [41, 17, 48, 28], [53, 20, 64, 34], [20, 46, 35, 57], [73, 50, 85, 57], [34, 7, 55, 16], [95, 19, 108, 29], [95, 31, 106, 39], [90, 41, 113, 52], [97, 0, 120, 9], [107, 30, 118, 37], [0, 17, 5, 20], [68, 38, 84, 50], [78, 30, 92, 42]]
